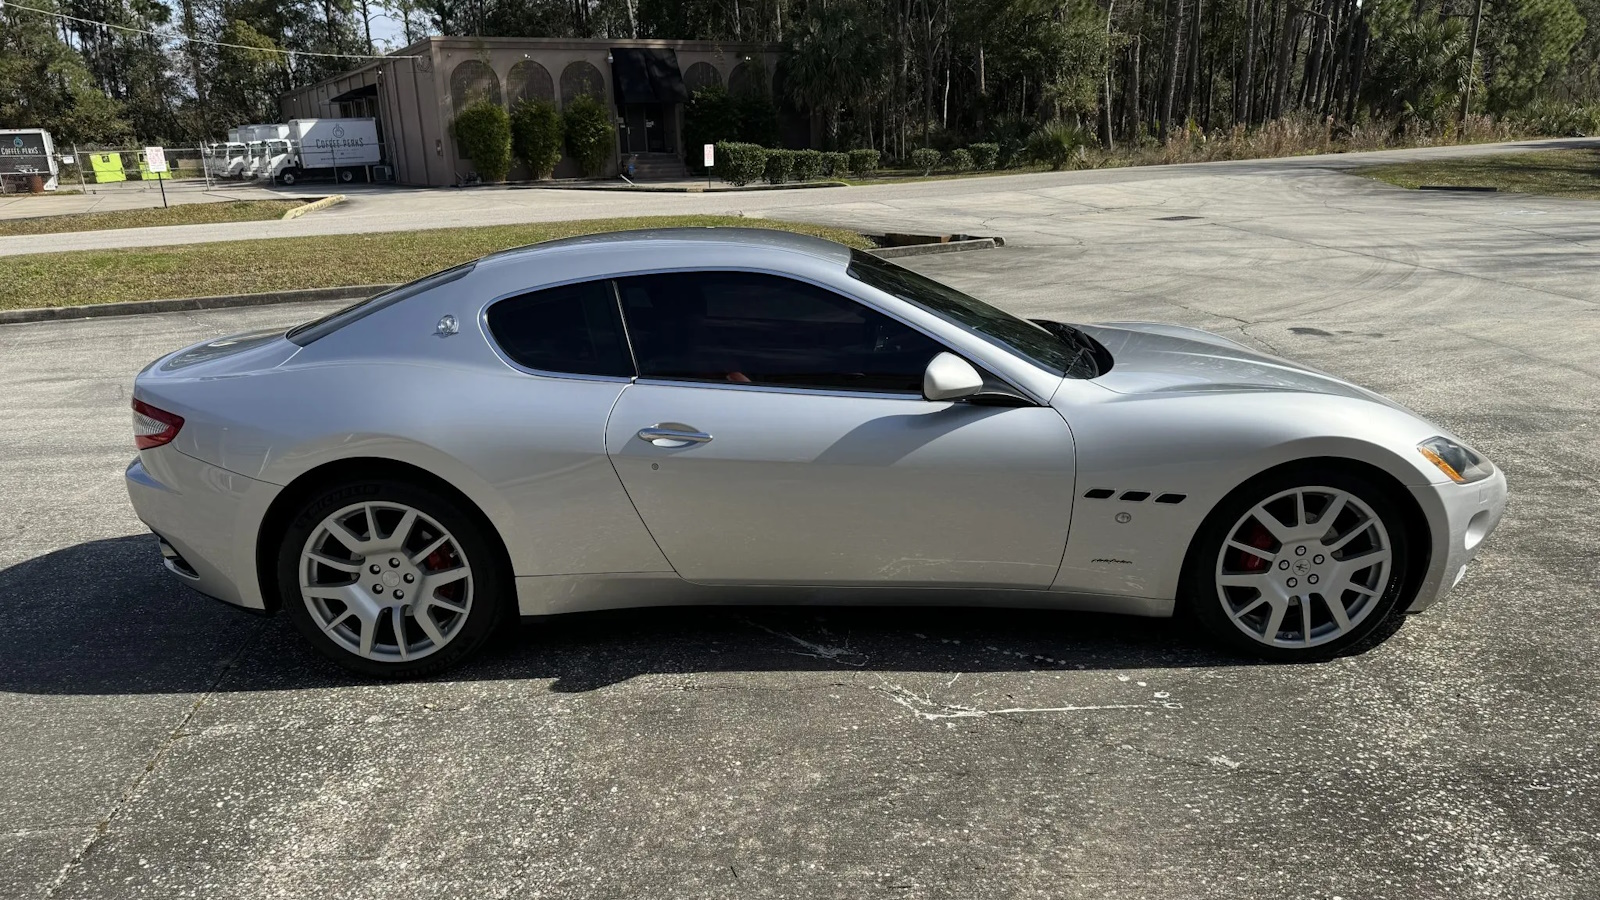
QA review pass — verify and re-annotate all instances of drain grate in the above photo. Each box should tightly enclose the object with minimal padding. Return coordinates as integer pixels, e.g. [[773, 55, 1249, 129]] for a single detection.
[[1154, 215, 1203, 221]]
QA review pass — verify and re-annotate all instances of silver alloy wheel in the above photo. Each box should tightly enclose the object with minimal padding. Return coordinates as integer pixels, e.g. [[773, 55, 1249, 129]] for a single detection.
[[299, 501, 473, 662], [1214, 486, 1392, 648]]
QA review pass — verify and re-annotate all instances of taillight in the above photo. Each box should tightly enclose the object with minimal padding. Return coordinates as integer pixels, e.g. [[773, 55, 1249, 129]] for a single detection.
[[132, 398, 184, 450]]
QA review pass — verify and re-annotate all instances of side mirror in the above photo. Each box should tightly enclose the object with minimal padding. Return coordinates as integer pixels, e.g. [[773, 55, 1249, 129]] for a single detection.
[[923, 352, 984, 401]]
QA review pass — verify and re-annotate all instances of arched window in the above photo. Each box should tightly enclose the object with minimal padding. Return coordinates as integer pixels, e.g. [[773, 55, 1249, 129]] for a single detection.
[[728, 62, 760, 98], [450, 59, 501, 113], [507, 60, 555, 106], [683, 62, 723, 93], [559, 61, 606, 106]]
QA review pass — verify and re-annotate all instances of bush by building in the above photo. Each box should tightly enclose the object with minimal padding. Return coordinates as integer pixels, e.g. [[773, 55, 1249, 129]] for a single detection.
[[949, 148, 974, 171], [715, 141, 768, 185], [967, 143, 1000, 170], [452, 100, 512, 182], [763, 148, 795, 184], [792, 149, 823, 181], [562, 95, 616, 177], [509, 99, 563, 180], [821, 151, 849, 177]]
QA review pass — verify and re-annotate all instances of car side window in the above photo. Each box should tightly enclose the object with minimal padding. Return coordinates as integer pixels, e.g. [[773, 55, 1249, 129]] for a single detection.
[[615, 271, 943, 393], [486, 279, 634, 377]]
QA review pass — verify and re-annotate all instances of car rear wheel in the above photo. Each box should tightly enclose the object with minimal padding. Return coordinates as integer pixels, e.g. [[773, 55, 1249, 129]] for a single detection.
[[1185, 468, 1413, 660], [276, 479, 508, 677]]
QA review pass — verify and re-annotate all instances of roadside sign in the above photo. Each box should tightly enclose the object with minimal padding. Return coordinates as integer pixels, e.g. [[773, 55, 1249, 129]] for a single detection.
[[704, 143, 714, 168], [144, 145, 167, 173]]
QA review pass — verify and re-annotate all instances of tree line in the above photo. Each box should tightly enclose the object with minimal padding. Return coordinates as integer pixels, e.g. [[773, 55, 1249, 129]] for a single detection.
[[3, 0, 1598, 153]]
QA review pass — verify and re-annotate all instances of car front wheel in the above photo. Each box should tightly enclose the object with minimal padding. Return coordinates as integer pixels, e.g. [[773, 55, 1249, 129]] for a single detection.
[[276, 479, 508, 677], [1186, 468, 1413, 660]]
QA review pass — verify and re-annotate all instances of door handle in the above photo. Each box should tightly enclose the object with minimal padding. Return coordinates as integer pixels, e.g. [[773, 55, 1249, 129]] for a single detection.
[[637, 425, 713, 447]]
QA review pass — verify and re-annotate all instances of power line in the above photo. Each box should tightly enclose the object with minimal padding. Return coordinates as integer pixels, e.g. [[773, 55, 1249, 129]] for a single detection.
[[2, 1, 424, 61]]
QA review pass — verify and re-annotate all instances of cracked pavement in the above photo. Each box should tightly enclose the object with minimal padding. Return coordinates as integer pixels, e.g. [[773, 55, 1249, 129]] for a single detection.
[[2, 152, 1598, 898]]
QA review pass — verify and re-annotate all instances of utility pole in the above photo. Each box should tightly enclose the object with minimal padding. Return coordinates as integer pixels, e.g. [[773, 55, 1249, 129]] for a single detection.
[[1460, 0, 1486, 123]]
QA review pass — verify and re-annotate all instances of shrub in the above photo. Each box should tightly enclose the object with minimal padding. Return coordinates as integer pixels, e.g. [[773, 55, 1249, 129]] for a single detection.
[[452, 100, 512, 182], [847, 148, 880, 176], [736, 92, 780, 146], [910, 147, 942, 175], [821, 151, 849, 177], [1026, 121, 1093, 170], [967, 142, 999, 170], [763, 148, 795, 184], [684, 86, 740, 173], [948, 148, 974, 171], [562, 94, 616, 177], [509, 99, 563, 179], [791, 148, 823, 182], [715, 141, 767, 185]]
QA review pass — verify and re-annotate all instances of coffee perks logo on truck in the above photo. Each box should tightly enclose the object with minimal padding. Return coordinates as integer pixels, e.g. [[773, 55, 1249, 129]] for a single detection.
[[312, 123, 367, 150]]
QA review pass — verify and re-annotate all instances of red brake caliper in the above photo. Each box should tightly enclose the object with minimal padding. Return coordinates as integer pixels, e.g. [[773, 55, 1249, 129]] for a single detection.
[[1237, 521, 1275, 572]]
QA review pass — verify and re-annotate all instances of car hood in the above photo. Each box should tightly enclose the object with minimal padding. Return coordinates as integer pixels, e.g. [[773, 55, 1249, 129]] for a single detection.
[[1079, 322, 1397, 405]]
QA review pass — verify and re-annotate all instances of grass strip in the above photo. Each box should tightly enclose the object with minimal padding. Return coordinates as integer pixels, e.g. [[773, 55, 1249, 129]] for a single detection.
[[0, 200, 303, 236], [1355, 150, 1600, 199], [0, 215, 872, 310]]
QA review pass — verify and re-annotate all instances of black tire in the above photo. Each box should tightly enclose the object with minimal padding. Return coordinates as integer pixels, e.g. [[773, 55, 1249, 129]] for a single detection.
[[278, 169, 297, 186], [1182, 465, 1414, 661], [338, 168, 355, 183], [276, 478, 510, 678]]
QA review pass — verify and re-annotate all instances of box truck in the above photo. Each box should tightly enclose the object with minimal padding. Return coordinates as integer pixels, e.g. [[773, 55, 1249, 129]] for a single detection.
[[270, 118, 381, 185]]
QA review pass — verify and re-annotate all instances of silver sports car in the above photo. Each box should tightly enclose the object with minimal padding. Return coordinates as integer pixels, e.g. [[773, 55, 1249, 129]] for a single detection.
[[126, 228, 1507, 676]]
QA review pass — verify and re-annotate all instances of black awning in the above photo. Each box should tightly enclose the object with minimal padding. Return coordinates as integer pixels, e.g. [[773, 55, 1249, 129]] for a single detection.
[[610, 49, 688, 104], [329, 83, 378, 103]]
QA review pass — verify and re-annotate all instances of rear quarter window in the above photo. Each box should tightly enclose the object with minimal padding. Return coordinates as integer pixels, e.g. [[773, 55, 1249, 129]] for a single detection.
[[486, 279, 635, 378]]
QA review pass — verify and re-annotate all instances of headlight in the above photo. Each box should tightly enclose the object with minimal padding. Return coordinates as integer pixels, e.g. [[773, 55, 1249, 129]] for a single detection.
[[1417, 436, 1494, 484]]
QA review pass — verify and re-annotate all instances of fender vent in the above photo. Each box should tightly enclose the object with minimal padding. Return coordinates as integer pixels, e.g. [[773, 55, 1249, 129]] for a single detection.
[[1119, 491, 1151, 502], [1083, 488, 1115, 499], [1155, 493, 1187, 504]]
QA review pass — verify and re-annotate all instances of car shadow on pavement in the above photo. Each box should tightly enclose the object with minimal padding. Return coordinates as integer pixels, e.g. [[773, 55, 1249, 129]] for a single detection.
[[1, 535, 1325, 696]]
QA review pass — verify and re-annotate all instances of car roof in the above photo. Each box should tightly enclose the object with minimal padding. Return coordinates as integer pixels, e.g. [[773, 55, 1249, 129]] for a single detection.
[[473, 226, 855, 272]]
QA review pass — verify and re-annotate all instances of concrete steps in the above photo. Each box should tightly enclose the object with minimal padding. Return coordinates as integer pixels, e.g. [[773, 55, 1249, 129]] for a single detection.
[[623, 153, 687, 181]]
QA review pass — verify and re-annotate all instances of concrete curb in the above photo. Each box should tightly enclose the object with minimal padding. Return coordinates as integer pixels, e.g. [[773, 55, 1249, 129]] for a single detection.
[[0, 237, 1000, 325], [516, 180, 849, 193], [281, 194, 347, 219]]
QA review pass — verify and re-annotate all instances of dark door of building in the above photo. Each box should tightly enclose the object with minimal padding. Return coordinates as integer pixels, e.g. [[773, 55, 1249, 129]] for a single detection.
[[621, 103, 668, 154]]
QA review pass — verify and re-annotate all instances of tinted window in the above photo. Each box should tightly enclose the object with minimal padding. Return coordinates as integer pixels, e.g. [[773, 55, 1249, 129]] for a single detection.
[[847, 250, 1099, 378], [487, 280, 634, 377], [617, 271, 943, 392]]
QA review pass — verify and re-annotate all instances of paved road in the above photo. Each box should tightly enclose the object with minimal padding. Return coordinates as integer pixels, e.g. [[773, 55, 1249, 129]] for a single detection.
[[2, 157, 1598, 899], [0, 136, 1594, 256]]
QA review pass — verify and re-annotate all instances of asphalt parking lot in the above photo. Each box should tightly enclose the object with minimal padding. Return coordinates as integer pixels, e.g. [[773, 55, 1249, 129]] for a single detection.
[[2, 162, 1598, 899]]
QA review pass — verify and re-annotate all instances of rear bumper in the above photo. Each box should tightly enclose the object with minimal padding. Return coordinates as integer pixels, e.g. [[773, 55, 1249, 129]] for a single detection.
[[1406, 466, 1509, 612], [125, 449, 278, 611]]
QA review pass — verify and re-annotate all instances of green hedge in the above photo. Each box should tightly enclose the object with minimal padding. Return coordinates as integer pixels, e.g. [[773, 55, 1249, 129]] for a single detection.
[[453, 100, 512, 183], [792, 149, 823, 181], [763, 148, 795, 184], [509, 99, 563, 179], [715, 141, 767, 185], [949, 148, 974, 171], [821, 151, 848, 177], [684, 86, 741, 174], [968, 142, 1000, 170], [563, 94, 616, 177], [847, 148, 880, 176], [911, 147, 941, 175]]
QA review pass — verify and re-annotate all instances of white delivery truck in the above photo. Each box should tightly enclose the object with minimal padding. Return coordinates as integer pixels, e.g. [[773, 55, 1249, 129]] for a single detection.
[[271, 118, 381, 185], [238, 124, 288, 180], [0, 128, 59, 192]]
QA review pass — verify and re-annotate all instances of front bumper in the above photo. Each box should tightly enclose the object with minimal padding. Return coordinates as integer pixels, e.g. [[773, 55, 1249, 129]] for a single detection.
[[125, 448, 278, 611], [1405, 465, 1509, 612]]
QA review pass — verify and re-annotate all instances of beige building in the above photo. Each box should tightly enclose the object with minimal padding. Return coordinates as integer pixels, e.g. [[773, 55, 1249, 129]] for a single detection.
[[278, 36, 787, 186]]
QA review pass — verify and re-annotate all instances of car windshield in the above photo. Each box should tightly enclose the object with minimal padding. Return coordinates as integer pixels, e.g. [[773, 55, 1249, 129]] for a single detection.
[[286, 262, 476, 346], [846, 249, 1099, 378]]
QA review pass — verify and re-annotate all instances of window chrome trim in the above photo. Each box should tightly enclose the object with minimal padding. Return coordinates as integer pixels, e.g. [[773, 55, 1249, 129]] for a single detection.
[[632, 377, 928, 402]]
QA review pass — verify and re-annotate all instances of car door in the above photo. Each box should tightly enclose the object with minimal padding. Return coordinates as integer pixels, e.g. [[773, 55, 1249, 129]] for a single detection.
[[604, 270, 1077, 588]]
